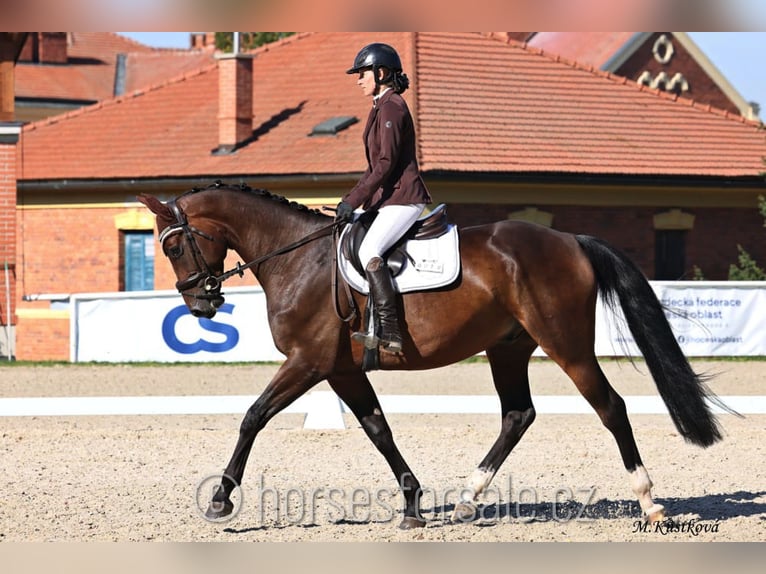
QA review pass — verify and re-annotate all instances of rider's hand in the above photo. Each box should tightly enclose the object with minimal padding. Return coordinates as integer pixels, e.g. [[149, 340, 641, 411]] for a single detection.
[[335, 201, 354, 223]]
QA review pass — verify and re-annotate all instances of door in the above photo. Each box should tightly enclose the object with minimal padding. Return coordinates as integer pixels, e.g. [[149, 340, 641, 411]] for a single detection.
[[654, 230, 686, 280]]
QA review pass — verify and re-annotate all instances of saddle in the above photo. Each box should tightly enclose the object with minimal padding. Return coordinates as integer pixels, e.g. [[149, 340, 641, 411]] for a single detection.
[[341, 204, 450, 276]]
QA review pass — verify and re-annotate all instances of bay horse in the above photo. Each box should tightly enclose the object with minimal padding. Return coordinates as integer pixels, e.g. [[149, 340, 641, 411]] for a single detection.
[[138, 181, 729, 529]]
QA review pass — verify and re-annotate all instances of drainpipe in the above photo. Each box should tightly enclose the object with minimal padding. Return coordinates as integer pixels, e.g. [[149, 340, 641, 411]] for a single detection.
[[3, 260, 10, 360]]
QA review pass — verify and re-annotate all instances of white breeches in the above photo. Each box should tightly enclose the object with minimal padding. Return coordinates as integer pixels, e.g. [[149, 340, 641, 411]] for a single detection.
[[357, 203, 426, 268]]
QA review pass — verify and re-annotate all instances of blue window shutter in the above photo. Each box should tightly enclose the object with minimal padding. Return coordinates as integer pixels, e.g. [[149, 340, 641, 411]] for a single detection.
[[124, 232, 155, 291]]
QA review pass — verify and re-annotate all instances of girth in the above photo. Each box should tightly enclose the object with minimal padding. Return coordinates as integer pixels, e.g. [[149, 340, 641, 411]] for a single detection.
[[341, 204, 450, 277]]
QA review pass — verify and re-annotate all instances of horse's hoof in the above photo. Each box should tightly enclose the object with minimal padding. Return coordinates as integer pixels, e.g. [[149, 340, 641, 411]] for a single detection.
[[205, 499, 234, 520], [645, 504, 666, 524], [450, 501, 478, 524], [398, 516, 427, 529]]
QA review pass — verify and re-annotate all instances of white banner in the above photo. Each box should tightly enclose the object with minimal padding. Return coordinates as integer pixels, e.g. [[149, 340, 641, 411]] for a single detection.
[[71, 287, 284, 362], [593, 281, 766, 357], [71, 282, 766, 362]]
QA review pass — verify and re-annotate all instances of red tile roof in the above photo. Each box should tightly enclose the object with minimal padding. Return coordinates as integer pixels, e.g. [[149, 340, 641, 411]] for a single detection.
[[15, 32, 214, 102], [18, 32, 766, 183], [418, 33, 766, 176], [122, 50, 216, 94]]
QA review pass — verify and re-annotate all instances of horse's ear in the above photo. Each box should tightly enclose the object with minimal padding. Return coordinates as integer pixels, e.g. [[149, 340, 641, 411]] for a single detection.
[[137, 194, 170, 217]]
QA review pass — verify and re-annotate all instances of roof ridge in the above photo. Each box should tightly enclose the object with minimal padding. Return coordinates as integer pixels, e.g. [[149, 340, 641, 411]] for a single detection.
[[23, 62, 218, 133], [107, 32, 163, 52], [482, 31, 527, 48], [109, 32, 156, 50], [493, 35, 766, 130], [127, 48, 212, 57], [241, 32, 314, 56]]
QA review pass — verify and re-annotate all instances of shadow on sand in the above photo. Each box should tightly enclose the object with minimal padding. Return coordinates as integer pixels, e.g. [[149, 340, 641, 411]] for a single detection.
[[427, 489, 766, 523], [220, 489, 765, 533]]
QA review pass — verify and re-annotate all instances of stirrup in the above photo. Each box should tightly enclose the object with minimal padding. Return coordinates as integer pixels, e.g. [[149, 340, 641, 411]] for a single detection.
[[352, 330, 401, 354], [380, 338, 402, 354], [351, 330, 379, 350]]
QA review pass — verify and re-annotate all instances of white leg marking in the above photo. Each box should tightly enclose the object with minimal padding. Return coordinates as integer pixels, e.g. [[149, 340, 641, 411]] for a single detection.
[[460, 468, 495, 502], [629, 465, 665, 518]]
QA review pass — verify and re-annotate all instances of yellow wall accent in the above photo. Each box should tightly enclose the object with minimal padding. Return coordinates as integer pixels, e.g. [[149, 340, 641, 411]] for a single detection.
[[114, 209, 155, 230], [653, 209, 695, 230], [429, 181, 760, 208], [508, 207, 554, 227], [16, 308, 70, 319], [19, 203, 130, 210], [301, 200, 340, 208], [19, 197, 344, 212]]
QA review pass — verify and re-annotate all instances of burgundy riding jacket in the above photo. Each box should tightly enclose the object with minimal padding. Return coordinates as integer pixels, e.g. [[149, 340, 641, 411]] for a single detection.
[[343, 89, 432, 211]]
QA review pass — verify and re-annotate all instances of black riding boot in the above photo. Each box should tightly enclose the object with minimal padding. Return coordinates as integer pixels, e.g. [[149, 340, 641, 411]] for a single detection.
[[364, 256, 403, 354]]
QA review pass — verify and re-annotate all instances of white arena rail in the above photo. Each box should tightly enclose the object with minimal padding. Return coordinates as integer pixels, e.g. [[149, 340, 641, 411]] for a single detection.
[[0, 391, 762, 429]]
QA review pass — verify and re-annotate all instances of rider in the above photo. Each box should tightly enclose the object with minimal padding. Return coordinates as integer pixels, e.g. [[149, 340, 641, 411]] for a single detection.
[[336, 42, 432, 355]]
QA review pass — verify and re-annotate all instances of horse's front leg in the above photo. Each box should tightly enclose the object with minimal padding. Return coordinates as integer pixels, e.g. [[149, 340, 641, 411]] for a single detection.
[[327, 371, 426, 529], [205, 356, 323, 520]]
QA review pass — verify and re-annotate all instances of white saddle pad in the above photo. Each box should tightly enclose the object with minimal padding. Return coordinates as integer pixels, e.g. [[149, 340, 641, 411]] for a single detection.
[[338, 224, 461, 294]]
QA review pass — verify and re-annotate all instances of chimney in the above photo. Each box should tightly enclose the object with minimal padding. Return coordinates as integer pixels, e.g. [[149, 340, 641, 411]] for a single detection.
[[191, 32, 217, 50], [18, 35, 35, 62], [215, 53, 253, 154], [0, 33, 28, 121]]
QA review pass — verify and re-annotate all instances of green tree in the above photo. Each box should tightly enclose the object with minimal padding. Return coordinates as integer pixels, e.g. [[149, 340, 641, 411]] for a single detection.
[[215, 32, 294, 52], [728, 245, 766, 280], [691, 265, 705, 280]]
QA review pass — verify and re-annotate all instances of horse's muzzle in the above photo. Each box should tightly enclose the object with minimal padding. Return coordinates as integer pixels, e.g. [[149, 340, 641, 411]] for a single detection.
[[190, 294, 224, 318], [177, 272, 225, 317]]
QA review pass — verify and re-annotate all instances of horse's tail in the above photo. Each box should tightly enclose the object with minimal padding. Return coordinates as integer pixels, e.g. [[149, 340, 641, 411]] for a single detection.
[[575, 234, 733, 448]]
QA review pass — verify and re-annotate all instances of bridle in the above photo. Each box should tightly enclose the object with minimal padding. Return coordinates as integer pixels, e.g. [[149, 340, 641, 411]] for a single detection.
[[159, 197, 355, 320], [158, 199, 225, 300]]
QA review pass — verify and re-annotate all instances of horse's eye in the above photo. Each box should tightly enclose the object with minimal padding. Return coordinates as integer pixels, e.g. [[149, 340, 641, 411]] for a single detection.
[[167, 245, 183, 259]]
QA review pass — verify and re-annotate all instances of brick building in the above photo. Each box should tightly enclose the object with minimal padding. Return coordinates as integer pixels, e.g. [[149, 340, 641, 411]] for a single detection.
[[10, 32, 766, 360], [525, 32, 758, 119], [0, 124, 21, 359], [1, 33, 27, 358]]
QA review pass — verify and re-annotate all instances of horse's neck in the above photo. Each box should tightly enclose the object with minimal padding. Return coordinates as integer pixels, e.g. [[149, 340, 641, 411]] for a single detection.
[[229, 198, 330, 288]]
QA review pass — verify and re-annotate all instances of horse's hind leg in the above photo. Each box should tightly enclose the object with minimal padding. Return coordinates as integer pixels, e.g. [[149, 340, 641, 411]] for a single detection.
[[327, 371, 426, 529], [452, 337, 537, 523], [557, 356, 666, 522]]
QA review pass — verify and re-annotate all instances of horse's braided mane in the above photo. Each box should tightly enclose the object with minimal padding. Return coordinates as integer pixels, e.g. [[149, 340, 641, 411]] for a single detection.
[[182, 180, 325, 217]]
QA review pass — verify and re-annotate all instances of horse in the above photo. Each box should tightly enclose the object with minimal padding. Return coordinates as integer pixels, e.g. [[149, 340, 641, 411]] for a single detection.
[[138, 180, 730, 529]]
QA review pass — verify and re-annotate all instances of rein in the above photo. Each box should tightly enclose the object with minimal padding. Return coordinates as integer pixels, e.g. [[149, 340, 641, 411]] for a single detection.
[[162, 197, 357, 321], [215, 220, 340, 285]]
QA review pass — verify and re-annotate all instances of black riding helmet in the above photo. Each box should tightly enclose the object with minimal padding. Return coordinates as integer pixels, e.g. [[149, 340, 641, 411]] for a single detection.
[[346, 43, 405, 89]]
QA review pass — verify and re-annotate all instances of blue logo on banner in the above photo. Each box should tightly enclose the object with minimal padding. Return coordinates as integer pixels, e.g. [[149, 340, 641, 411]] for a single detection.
[[162, 303, 240, 354]]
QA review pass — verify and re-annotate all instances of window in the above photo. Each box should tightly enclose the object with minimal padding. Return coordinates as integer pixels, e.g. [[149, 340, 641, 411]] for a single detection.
[[655, 230, 686, 280], [122, 231, 155, 291]]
